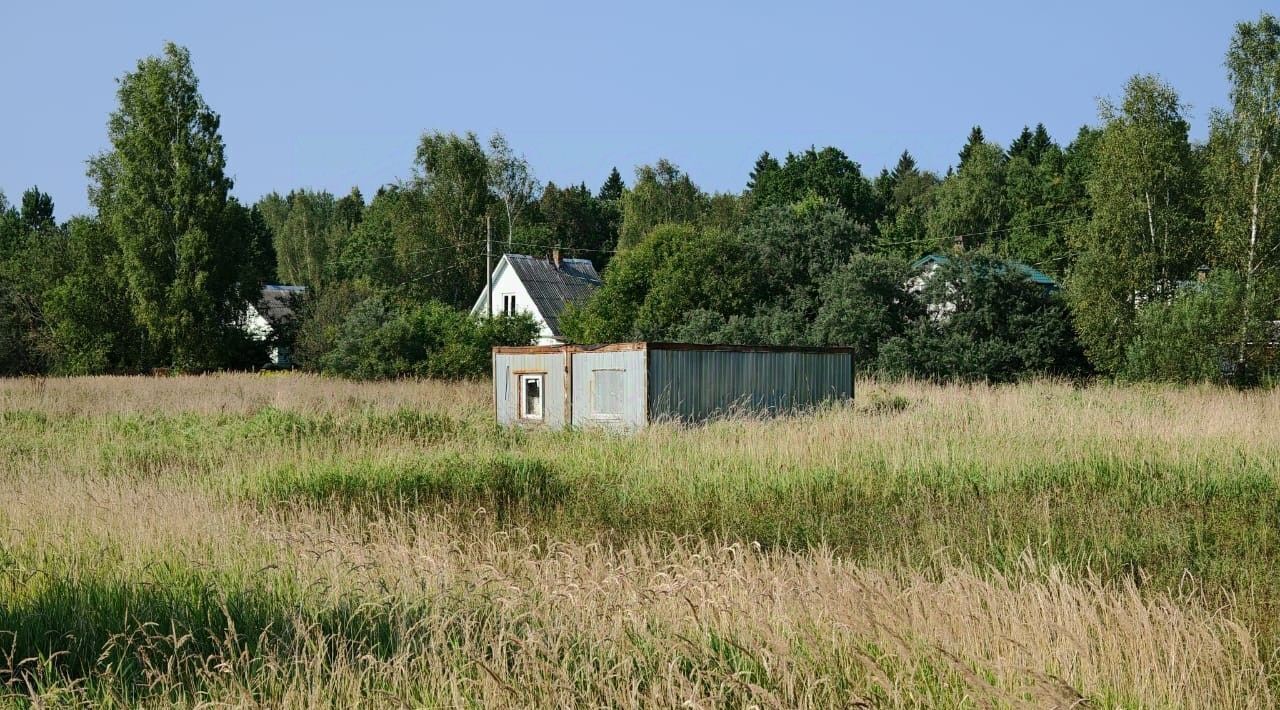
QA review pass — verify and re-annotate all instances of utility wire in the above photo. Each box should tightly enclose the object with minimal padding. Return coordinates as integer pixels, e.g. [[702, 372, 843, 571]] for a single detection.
[[499, 237, 619, 255]]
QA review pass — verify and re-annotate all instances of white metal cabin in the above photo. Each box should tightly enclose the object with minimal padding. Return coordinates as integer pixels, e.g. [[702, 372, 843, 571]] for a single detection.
[[493, 342, 856, 431]]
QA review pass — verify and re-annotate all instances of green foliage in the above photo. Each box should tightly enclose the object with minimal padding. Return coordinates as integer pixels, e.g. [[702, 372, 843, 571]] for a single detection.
[[292, 281, 373, 370], [318, 299, 537, 379], [565, 199, 868, 346], [740, 197, 870, 301], [746, 151, 780, 192], [1123, 271, 1244, 382], [873, 151, 940, 257], [561, 224, 696, 343], [1204, 13, 1280, 379], [415, 131, 491, 247], [260, 189, 338, 288], [878, 255, 1088, 382], [1069, 75, 1204, 374], [87, 43, 260, 370], [1002, 125, 1081, 271], [814, 254, 921, 362], [19, 186, 55, 232], [487, 131, 540, 245], [927, 140, 1008, 251], [631, 228, 763, 338], [41, 218, 145, 374], [598, 167, 625, 202], [536, 181, 617, 264], [618, 159, 708, 250], [747, 146, 878, 226]]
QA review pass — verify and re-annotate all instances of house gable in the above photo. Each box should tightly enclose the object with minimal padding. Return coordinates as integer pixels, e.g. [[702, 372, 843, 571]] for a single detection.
[[473, 254, 601, 345]]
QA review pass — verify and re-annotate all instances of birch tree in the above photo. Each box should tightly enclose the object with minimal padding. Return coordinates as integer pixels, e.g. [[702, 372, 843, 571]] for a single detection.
[[1068, 75, 1202, 373], [1206, 13, 1280, 379], [487, 131, 539, 247]]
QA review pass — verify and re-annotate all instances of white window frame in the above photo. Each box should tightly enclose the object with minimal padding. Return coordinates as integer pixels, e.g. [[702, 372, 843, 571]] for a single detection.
[[589, 369, 625, 420], [501, 293, 517, 316], [517, 372, 545, 421]]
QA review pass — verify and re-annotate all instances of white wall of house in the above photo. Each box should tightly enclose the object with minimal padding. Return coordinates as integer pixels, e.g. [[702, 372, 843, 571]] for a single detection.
[[471, 258, 561, 345], [907, 261, 957, 320], [241, 304, 289, 366], [243, 304, 272, 340]]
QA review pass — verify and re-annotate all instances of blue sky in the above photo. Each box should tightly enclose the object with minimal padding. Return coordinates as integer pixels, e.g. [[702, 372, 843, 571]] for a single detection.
[[0, 1, 1269, 220]]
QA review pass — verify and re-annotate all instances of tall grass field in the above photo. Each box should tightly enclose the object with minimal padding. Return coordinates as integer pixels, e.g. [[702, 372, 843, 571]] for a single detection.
[[0, 374, 1277, 707]]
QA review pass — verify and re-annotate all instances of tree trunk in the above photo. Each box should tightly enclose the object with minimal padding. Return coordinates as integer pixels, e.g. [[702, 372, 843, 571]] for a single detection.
[[1237, 143, 1263, 372], [1143, 190, 1160, 297]]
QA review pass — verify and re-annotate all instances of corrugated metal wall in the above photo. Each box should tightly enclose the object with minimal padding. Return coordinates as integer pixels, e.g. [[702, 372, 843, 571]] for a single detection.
[[647, 348, 853, 422], [494, 351, 569, 428], [570, 349, 647, 431]]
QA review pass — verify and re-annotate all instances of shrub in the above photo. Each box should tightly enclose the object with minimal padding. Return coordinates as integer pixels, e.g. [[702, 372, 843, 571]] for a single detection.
[[876, 254, 1088, 382], [1122, 270, 1244, 383], [316, 298, 537, 379]]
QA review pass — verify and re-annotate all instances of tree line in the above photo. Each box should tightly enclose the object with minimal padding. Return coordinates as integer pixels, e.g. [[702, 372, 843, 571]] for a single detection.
[[2, 13, 1278, 383]]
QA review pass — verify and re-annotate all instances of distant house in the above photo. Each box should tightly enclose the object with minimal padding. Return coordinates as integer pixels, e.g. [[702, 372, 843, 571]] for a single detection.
[[471, 252, 602, 345], [244, 284, 306, 367], [908, 253, 1057, 319]]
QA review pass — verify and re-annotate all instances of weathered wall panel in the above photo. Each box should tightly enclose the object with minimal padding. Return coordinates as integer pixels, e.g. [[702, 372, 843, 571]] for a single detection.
[[570, 349, 647, 431], [647, 348, 853, 422], [494, 351, 569, 428]]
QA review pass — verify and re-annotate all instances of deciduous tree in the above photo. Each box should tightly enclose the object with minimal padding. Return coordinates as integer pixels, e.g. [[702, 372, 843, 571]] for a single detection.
[[87, 43, 257, 369], [1068, 75, 1203, 373]]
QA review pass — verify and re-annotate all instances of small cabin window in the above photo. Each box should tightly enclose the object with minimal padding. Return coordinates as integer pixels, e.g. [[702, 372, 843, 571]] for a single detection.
[[591, 369, 624, 418], [502, 294, 517, 316], [519, 374, 544, 420]]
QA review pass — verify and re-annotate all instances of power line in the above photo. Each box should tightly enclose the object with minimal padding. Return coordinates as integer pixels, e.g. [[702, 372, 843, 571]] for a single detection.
[[500, 237, 619, 255]]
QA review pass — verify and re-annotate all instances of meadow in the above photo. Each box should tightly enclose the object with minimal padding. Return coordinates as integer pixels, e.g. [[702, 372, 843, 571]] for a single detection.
[[0, 374, 1277, 707]]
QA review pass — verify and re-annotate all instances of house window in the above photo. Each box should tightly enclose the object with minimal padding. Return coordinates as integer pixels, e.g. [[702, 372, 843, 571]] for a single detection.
[[519, 374, 544, 420], [590, 369, 624, 418], [502, 294, 517, 316]]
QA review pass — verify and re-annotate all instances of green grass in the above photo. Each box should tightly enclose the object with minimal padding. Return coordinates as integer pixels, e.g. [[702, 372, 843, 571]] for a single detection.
[[2, 376, 1278, 706]]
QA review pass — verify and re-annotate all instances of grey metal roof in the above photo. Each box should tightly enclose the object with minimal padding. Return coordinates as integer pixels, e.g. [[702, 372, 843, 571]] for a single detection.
[[504, 254, 601, 335], [257, 285, 307, 326]]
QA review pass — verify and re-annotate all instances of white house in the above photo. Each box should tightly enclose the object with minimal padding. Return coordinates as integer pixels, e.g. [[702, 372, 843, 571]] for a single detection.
[[908, 253, 1057, 320], [243, 284, 306, 367], [471, 252, 602, 345]]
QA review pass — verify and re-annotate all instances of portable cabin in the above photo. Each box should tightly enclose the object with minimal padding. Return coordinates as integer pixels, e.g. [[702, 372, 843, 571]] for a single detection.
[[492, 342, 855, 431]]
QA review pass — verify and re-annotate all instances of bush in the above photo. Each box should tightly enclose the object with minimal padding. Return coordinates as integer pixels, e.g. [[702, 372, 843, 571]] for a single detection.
[[316, 298, 537, 379], [876, 254, 1088, 382], [813, 253, 920, 361], [1122, 271, 1244, 383]]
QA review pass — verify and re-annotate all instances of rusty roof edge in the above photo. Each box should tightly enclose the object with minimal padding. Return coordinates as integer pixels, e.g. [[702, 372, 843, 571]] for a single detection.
[[493, 342, 855, 356]]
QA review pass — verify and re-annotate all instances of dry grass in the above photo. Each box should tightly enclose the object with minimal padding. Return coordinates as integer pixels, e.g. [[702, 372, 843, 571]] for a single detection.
[[0, 372, 490, 418], [0, 373, 1277, 707]]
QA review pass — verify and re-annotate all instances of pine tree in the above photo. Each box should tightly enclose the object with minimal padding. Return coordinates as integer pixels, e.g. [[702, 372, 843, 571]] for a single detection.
[[957, 126, 987, 168], [746, 151, 780, 192], [598, 167, 625, 202], [19, 187, 54, 232]]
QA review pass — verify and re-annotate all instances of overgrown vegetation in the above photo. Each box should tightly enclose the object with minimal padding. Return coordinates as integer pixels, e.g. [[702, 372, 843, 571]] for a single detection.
[[0, 374, 1277, 706]]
